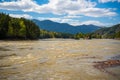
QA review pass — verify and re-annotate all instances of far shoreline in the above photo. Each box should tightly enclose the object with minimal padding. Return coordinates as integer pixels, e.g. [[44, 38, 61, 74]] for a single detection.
[[0, 38, 119, 41]]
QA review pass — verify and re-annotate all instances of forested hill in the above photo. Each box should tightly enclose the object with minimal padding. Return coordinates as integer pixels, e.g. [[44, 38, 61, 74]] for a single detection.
[[32, 19, 101, 34], [1, 13, 120, 40], [91, 24, 120, 39], [0, 13, 74, 39], [0, 13, 40, 39]]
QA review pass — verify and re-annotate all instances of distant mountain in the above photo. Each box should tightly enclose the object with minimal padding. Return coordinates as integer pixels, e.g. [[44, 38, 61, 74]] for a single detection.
[[33, 19, 101, 34], [92, 24, 120, 38]]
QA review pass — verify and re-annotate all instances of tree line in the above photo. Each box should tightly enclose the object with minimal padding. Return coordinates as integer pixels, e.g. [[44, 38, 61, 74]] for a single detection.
[[0, 13, 120, 40]]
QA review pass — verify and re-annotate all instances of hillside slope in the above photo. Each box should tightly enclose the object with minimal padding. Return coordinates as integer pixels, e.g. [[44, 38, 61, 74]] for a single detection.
[[92, 24, 120, 38], [33, 19, 101, 34]]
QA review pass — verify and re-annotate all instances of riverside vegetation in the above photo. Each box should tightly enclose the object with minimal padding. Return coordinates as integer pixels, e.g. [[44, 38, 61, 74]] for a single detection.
[[0, 13, 120, 40]]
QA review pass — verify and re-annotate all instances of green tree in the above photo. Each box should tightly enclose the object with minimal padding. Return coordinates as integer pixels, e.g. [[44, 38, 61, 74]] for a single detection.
[[0, 13, 10, 38], [74, 33, 84, 39], [19, 20, 26, 39], [115, 31, 120, 38]]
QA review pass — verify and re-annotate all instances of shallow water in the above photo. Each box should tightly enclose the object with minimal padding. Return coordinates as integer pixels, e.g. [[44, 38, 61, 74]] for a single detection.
[[0, 39, 120, 80]]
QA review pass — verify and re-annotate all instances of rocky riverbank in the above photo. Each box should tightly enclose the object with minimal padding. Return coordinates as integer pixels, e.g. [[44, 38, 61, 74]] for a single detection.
[[94, 57, 120, 76]]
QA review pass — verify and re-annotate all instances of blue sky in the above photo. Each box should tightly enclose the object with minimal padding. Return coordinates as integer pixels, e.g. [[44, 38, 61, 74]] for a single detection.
[[0, 0, 120, 27]]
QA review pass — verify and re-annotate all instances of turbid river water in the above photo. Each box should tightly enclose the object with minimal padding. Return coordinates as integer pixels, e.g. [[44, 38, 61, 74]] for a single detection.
[[0, 39, 120, 80]]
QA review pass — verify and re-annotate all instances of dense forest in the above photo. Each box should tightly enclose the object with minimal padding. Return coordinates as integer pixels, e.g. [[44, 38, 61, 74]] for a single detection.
[[39, 30, 74, 39], [0, 13, 40, 39], [0, 13, 120, 40]]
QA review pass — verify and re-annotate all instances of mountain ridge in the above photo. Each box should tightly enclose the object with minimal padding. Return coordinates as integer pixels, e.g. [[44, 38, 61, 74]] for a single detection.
[[33, 19, 101, 34]]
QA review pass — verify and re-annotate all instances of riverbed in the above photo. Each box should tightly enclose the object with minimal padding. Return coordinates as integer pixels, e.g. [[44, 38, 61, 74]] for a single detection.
[[0, 39, 120, 80]]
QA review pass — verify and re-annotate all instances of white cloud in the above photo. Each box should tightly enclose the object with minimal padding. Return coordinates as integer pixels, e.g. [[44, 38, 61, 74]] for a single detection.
[[99, 0, 120, 3], [38, 17, 105, 26], [9, 14, 33, 19], [68, 8, 107, 17], [0, 0, 117, 17], [0, 0, 39, 12], [38, 17, 63, 23], [80, 21, 104, 26], [77, 8, 117, 17], [38, 17, 80, 26], [79, 20, 114, 26], [63, 15, 82, 19]]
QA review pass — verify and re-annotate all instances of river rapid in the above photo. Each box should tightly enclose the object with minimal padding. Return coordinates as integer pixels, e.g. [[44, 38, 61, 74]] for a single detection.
[[0, 39, 120, 80]]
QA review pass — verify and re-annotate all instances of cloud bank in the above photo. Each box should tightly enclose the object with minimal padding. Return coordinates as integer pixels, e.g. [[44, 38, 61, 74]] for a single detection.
[[0, 0, 119, 26], [0, 0, 117, 17]]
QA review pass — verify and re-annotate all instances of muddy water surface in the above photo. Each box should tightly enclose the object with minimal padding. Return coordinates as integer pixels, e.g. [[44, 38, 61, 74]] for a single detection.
[[0, 39, 120, 80]]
